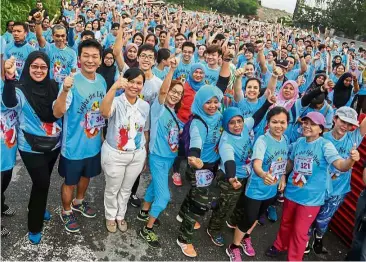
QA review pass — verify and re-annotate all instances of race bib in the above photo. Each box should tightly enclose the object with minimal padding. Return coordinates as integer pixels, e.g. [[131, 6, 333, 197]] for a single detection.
[[294, 156, 313, 176], [2, 110, 17, 129], [86, 111, 105, 129], [195, 169, 214, 188], [271, 160, 287, 180]]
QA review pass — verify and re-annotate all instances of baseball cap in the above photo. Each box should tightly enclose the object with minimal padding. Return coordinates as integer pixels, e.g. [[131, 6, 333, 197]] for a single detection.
[[301, 112, 326, 128], [276, 59, 289, 69], [335, 106, 359, 127]]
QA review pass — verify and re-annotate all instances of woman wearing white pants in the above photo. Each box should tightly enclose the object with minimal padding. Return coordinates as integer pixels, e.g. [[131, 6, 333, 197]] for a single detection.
[[100, 68, 150, 233]]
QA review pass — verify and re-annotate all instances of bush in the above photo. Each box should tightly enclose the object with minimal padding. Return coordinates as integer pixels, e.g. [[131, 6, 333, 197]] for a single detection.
[[1, 0, 61, 34]]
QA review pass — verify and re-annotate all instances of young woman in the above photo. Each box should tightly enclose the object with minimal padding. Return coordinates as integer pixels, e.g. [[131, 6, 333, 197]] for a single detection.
[[144, 33, 158, 49], [85, 22, 93, 31], [176, 85, 224, 258], [328, 72, 360, 109], [2, 52, 62, 244], [195, 45, 207, 64], [227, 107, 289, 261], [206, 97, 274, 247], [329, 64, 345, 84], [266, 112, 360, 261], [132, 32, 144, 47], [123, 43, 139, 69], [97, 48, 120, 92], [152, 48, 171, 81], [137, 58, 184, 248], [92, 19, 102, 41], [100, 68, 149, 233]]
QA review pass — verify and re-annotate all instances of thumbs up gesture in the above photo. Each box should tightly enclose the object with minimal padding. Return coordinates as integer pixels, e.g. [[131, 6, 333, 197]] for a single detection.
[[267, 89, 277, 104], [33, 10, 45, 22], [63, 73, 74, 92], [229, 177, 242, 190], [263, 168, 275, 185], [4, 56, 16, 78], [188, 156, 204, 169], [350, 143, 360, 162]]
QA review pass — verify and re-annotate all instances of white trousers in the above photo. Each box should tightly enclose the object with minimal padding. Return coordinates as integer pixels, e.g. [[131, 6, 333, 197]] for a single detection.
[[101, 141, 146, 220]]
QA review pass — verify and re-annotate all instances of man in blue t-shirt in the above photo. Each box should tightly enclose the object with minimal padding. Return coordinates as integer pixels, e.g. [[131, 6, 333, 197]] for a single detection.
[[34, 11, 77, 84], [173, 41, 195, 83], [53, 39, 106, 233]]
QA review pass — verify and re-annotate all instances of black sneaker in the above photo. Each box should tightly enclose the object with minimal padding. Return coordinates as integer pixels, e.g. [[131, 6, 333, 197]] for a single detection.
[[1, 205, 16, 217], [312, 236, 328, 254], [1, 225, 10, 237], [265, 245, 283, 258], [136, 210, 161, 227], [139, 227, 161, 248], [129, 194, 141, 208], [304, 241, 311, 254]]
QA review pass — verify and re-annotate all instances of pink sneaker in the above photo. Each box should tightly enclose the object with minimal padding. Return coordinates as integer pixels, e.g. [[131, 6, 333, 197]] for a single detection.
[[172, 172, 183, 186], [241, 237, 256, 257]]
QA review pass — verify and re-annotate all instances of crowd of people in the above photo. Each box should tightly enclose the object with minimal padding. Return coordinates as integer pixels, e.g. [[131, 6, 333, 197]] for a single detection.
[[1, 0, 366, 261]]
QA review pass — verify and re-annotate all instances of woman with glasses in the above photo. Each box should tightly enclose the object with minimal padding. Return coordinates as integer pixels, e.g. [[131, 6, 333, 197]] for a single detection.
[[2, 52, 62, 244]]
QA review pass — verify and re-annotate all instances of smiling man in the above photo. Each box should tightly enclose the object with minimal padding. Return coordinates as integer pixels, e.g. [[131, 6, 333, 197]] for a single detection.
[[34, 11, 77, 84]]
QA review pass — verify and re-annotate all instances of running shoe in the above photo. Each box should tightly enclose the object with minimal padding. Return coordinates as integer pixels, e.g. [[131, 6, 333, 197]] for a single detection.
[[267, 205, 278, 222], [129, 194, 141, 208], [241, 237, 255, 257], [206, 228, 224, 246], [60, 211, 80, 233], [71, 200, 96, 218], [172, 172, 183, 186], [140, 227, 161, 248], [226, 244, 243, 261], [176, 238, 197, 257]]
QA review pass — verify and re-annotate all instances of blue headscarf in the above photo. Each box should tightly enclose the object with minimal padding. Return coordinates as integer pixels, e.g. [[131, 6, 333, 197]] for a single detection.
[[191, 85, 223, 126], [186, 63, 206, 92], [222, 107, 243, 136]]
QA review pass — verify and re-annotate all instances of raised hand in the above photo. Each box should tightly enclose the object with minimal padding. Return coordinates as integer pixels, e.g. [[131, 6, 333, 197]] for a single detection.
[[234, 68, 245, 78], [63, 73, 74, 92], [4, 56, 16, 77], [267, 89, 276, 104], [114, 75, 129, 90], [350, 143, 360, 162], [170, 56, 180, 70], [229, 177, 242, 190], [188, 156, 204, 169]]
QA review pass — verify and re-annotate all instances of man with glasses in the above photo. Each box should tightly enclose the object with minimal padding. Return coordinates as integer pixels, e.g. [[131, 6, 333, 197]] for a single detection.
[[173, 42, 195, 83], [34, 11, 77, 84], [4, 22, 35, 80], [2, 21, 14, 44]]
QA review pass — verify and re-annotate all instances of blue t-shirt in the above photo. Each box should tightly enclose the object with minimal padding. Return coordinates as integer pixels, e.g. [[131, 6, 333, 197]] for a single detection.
[[204, 64, 220, 85], [60, 72, 106, 160], [40, 42, 77, 84], [285, 68, 301, 81], [285, 137, 342, 206], [149, 98, 180, 158], [101, 33, 116, 49], [219, 118, 254, 179], [0, 81, 19, 171], [261, 71, 285, 94], [15, 88, 62, 153], [26, 31, 39, 49], [234, 95, 266, 119], [299, 64, 315, 94], [2, 31, 13, 44], [245, 132, 289, 200], [4, 42, 36, 80], [189, 117, 222, 164], [42, 29, 53, 43], [324, 129, 363, 196], [152, 66, 169, 81], [63, 9, 75, 23], [173, 60, 193, 83]]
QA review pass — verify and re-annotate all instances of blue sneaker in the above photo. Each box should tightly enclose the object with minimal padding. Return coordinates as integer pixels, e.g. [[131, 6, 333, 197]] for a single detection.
[[60, 211, 80, 233], [28, 232, 42, 244], [267, 205, 278, 222], [44, 210, 51, 221], [206, 228, 225, 247]]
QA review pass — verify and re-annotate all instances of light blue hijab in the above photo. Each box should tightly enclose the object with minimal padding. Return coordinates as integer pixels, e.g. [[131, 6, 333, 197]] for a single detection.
[[191, 85, 223, 126], [186, 63, 206, 92]]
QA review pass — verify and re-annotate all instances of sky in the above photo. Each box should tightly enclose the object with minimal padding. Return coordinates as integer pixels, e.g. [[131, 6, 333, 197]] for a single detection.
[[261, 0, 297, 14]]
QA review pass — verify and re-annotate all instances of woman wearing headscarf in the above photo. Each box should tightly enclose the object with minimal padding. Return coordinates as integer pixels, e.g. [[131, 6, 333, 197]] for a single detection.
[[176, 86, 223, 258], [123, 43, 139, 68], [97, 48, 120, 92], [328, 72, 360, 109], [2, 52, 62, 244]]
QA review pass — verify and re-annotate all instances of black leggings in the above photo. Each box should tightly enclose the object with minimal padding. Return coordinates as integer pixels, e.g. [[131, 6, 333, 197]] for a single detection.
[[1, 168, 13, 211], [19, 149, 60, 233], [236, 194, 276, 233]]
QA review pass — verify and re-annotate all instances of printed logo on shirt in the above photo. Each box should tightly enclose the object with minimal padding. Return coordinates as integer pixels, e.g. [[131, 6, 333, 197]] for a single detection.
[[80, 101, 104, 139], [117, 123, 144, 151], [42, 122, 61, 136], [53, 60, 67, 83], [176, 74, 187, 83], [0, 110, 17, 148]]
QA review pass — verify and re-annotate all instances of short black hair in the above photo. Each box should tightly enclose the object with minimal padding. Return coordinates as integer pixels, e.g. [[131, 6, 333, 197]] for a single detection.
[[81, 30, 95, 39], [13, 21, 28, 32], [137, 44, 157, 59], [155, 25, 164, 30], [157, 48, 171, 64], [132, 32, 144, 43], [78, 39, 102, 58], [175, 33, 187, 40], [111, 22, 120, 29], [182, 41, 195, 52], [266, 106, 290, 123], [245, 77, 261, 90], [123, 67, 146, 84]]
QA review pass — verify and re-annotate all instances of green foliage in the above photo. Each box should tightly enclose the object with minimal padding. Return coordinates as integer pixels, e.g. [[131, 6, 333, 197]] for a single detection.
[[1, 0, 61, 34], [166, 0, 258, 16]]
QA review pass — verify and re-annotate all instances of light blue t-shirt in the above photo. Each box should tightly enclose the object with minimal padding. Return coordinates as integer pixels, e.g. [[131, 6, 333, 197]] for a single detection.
[[234, 95, 266, 119], [219, 118, 254, 179], [149, 98, 180, 158], [152, 66, 169, 81], [173, 60, 193, 83], [0, 81, 19, 171], [40, 42, 77, 84], [60, 72, 106, 160], [26, 31, 39, 49], [189, 117, 222, 164], [285, 137, 342, 206], [2, 31, 13, 44], [63, 9, 75, 23], [204, 64, 220, 85], [324, 129, 363, 196], [42, 29, 53, 43], [286, 68, 301, 81], [4, 42, 36, 80], [101, 33, 116, 49], [245, 132, 289, 200], [15, 88, 62, 153]]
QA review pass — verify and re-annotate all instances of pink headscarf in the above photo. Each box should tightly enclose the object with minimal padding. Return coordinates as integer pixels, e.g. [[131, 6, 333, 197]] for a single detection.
[[272, 80, 299, 111]]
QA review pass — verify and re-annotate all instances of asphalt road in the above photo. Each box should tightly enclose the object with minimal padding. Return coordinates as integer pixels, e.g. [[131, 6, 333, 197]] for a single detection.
[[1, 157, 349, 261]]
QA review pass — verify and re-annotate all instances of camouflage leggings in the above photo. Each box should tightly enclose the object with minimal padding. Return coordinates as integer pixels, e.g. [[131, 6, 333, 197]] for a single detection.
[[207, 175, 247, 236], [178, 165, 216, 244]]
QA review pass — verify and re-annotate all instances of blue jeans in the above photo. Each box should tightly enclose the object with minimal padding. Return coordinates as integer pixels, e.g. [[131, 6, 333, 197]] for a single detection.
[[346, 189, 366, 261], [308, 194, 346, 237], [144, 154, 175, 218]]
